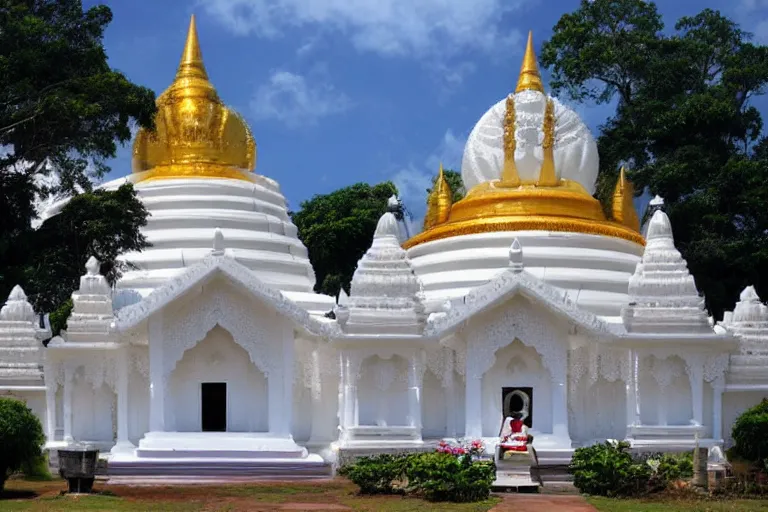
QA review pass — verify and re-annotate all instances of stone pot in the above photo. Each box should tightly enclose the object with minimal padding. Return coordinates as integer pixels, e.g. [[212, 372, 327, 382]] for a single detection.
[[57, 448, 99, 493]]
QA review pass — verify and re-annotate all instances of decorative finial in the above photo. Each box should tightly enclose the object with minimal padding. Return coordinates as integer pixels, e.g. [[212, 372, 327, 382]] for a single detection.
[[509, 238, 524, 272], [515, 31, 544, 94], [212, 227, 225, 256], [85, 256, 100, 276], [387, 194, 400, 212], [612, 167, 640, 232], [177, 15, 208, 81], [337, 288, 350, 306], [424, 163, 453, 231]]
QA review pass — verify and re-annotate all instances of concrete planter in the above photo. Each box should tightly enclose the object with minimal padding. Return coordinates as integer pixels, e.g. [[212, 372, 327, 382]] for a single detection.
[[57, 448, 98, 493]]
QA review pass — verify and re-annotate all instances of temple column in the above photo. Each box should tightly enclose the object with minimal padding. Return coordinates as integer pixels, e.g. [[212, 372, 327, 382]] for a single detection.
[[687, 356, 705, 426], [63, 365, 74, 444], [342, 353, 358, 430], [44, 362, 57, 443], [625, 350, 639, 430], [281, 325, 294, 437], [148, 315, 165, 432], [550, 353, 570, 443], [445, 365, 457, 438], [112, 346, 134, 453], [713, 377, 724, 440], [407, 352, 423, 432], [465, 375, 483, 438]]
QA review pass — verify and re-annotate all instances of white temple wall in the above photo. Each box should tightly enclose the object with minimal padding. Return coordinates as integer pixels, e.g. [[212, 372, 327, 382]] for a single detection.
[[722, 392, 768, 448], [569, 377, 626, 444], [703, 383, 714, 438], [638, 356, 691, 426], [72, 378, 114, 443], [357, 355, 409, 427], [665, 373, 693, 426], [292, 379, 312, 443], [482, 341, 551, 437], [128, 367, 149, 444], [421, 369, 447, 438], [167, 326, 268, 432]]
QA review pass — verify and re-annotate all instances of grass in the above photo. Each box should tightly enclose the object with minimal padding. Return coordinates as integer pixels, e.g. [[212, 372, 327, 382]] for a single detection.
[[589, 496, 768, 512], [0, 477, 500, 511]]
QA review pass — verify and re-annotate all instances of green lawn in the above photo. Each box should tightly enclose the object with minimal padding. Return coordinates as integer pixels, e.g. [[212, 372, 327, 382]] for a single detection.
[[589, 496, 768, 512], [0, 478, 500, 511]]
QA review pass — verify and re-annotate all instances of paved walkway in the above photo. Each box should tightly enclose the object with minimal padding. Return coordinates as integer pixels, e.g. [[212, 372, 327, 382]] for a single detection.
[[490, 493, 598, 512]]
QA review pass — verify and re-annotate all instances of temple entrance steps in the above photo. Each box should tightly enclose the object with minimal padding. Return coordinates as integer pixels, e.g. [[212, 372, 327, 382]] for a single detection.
[[107, 432, 332, 483]]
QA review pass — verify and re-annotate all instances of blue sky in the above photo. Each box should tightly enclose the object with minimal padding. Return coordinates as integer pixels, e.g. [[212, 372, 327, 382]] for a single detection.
[[90, 0, 768, 225]]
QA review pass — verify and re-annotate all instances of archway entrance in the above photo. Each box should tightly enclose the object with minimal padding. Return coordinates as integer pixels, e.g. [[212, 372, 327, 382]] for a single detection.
[[502, 387, 533, 428]]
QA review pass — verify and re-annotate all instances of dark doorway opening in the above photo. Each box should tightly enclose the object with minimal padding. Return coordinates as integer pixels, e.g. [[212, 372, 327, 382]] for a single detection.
[[502, 387, 533, 428], [201, 382, 227, 432]]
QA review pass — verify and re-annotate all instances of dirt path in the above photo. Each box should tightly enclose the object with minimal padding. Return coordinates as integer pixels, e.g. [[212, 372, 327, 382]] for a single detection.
[[491, 493, 598, 512]]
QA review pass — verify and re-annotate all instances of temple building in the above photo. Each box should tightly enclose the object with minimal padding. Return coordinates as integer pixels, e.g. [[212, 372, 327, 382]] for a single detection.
[[2, 18, 766, 480]]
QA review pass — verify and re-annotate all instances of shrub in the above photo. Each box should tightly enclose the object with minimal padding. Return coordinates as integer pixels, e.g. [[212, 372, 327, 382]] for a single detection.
[[406, 452, 495, 502], [0, 398, 45, 491], [569, 441, 650, 497], [570, 442, 695, 497], [338, 454, 410, 494], [340, 449, 495, 503], [21, 453, 52, 480], [731, 399, 768, 463]]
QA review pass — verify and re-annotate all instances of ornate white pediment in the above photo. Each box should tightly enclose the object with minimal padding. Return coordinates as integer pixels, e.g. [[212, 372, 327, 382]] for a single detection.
[[114, 253, 340, 338], [425, 269, 614, 339]]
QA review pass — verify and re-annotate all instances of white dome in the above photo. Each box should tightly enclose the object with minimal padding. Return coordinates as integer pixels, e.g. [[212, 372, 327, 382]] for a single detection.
[[461, 90, 599, 194], [45, 175, 335, 316]]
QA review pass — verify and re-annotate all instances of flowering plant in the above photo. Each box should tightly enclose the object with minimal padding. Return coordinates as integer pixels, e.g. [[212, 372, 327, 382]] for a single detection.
[[436, 439, 485, 460]]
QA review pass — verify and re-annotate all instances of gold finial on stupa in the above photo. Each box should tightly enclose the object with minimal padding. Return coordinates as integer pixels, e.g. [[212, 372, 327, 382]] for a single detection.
[[515, 31, 544, 94], [131, 15, 257, 183], [177, 15, 208, 81], [424, 164, 453, 231], [612, 167, 640, 232]]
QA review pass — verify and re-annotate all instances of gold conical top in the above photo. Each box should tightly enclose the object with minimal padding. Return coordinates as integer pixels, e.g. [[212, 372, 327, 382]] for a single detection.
[[131, 14, 257, 182], [176, 15, 209, 81], [612, 167, 640, 232], [515, 31, 544, 94], [424, 163, 453, 231]]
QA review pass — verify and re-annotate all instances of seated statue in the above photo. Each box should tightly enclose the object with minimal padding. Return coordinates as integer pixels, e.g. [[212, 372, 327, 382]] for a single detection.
[[498, 413, 533, 458]]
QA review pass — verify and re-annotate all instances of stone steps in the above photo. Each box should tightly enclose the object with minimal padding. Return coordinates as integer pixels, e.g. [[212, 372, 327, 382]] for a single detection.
[[108, 458, 333, 482]]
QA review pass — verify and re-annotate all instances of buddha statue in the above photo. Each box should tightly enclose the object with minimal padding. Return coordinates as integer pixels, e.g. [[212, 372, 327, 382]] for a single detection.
[[406, 32, 644, 249]]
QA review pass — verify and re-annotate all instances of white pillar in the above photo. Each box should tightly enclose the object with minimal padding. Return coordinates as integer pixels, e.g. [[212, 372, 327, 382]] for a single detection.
[[445, 369, 456, 438], [688, 358, 705, 426], [625, 350, 639, 430], [112, 347, 134, 453], [464, 375, 482, 438], [551, 377, 570, 442], [45, 378, 57, 443], [407, 353, 423, 432], [148, 315, 165, 432], [282, 325, 294, 437], [713, 378, 724, 440], [267, 372, 282, 435], [63, 365, 74, 444]]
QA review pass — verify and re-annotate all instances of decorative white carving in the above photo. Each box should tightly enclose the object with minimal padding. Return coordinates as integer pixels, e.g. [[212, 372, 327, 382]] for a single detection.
[[623, 210, 713, 334], [464, 297, 567, 380], [0, 285, 45, 381], [114, 254, 340, 338], [161, 289, 278, 381], [345, 212, 425, 336], [426, 269, 613, 339], [66, 256, 115, 343], [509, 238, 524, 273]]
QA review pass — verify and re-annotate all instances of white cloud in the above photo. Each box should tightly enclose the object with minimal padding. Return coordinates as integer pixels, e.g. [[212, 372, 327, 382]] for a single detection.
[[250, 70, 352, 128], [201, 0, 522, 60]]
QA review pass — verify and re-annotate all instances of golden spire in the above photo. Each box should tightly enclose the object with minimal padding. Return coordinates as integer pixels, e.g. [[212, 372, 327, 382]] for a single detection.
[[515, 31, 544, 94], [424, 164, 453, 231], [131, 15, 257, 183], [612, 167, 640, 232], [176, 15, 208, 81]]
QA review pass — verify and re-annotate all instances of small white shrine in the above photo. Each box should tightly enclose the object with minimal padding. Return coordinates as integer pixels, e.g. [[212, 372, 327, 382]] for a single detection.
[[1, 19, 765, 480]]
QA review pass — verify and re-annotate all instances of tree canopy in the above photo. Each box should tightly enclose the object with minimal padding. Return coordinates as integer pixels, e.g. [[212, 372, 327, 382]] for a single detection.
[[0, 397, 45, 491], [426, 168, 465, 204], [541, 1, 768, 317], [0, 1, 155, 323], [291, 182, 398, 298]]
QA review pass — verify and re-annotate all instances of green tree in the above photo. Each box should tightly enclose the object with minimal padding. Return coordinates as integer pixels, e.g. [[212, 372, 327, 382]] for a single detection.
[[541, 1, 768, 317], [0, 397, 45, 492], [425, 168, 466, 204], [291, 182, 398, 298], [0, 1, 155, 321]]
